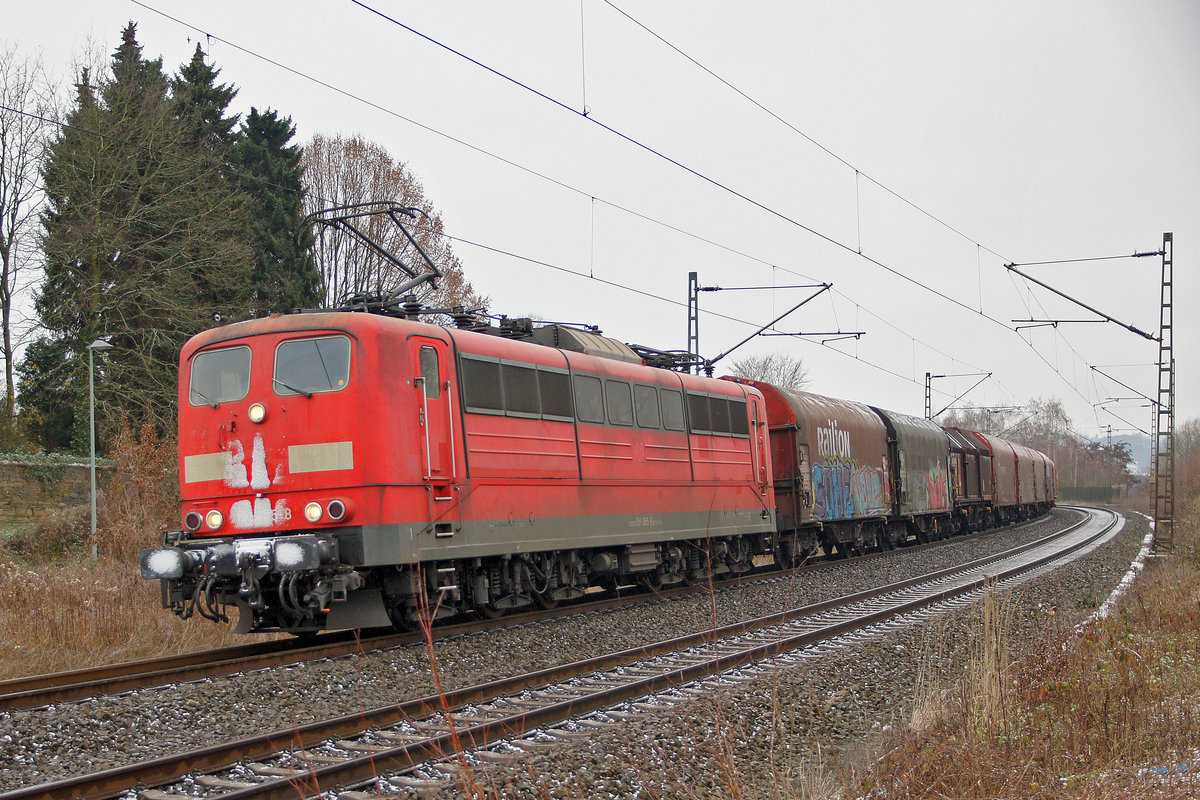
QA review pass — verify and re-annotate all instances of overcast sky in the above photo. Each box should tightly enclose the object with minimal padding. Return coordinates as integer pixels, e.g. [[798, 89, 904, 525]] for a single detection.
[[12, 1, 1198, 439]]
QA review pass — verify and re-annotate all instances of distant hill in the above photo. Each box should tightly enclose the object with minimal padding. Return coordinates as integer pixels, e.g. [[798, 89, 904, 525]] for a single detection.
[[1107, 433, 1152, 475]]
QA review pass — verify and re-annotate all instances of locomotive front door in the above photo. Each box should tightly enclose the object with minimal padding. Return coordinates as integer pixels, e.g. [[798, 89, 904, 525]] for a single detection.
[[410, 337, 455, 483]]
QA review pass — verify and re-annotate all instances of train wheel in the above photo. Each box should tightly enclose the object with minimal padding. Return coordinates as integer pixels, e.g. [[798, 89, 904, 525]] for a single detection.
[[774, 538, 801, 570], [638, 572, 663, 592], [532, 589, 559, 610], [729, 538, 752, 574], [477, 602, 506, 619]]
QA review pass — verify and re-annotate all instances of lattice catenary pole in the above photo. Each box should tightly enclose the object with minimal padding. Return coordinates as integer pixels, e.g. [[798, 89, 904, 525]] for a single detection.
[[1152, 232, 1175, 551]]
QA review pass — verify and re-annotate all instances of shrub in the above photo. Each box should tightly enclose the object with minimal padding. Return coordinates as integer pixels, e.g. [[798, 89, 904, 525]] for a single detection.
[[96, 418, 179, 558]]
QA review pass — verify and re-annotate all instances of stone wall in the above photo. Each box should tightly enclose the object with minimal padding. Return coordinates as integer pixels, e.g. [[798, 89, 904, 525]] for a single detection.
[[0, 461, 95, 526]]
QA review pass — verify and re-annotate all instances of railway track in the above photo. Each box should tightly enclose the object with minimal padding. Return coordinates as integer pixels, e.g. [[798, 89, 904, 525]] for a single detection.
[[0, 513, 1062, 712], [2, 506, 1120, 800]]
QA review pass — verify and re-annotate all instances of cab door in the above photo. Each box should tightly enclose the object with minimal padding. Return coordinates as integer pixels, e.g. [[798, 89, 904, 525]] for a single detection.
[[749, 394, 770, 491], [410, 337, 455, 483], [410, 336, 459, 540]]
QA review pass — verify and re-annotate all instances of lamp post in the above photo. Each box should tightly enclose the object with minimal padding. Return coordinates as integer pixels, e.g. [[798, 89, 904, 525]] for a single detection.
[[88, 338, 114, 559]]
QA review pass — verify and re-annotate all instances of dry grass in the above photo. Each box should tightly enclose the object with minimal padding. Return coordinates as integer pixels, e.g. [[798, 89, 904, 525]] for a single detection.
[[855, 506, 1200, 800], [1, 413, 1195, 800], [0, 555, 240, 679], [0, 420, 243, 681]]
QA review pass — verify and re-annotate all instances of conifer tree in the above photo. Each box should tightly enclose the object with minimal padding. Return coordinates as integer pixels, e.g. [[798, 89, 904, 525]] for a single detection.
[[235, 108, 320, 315], [171, 43, 239, 152], [25, 23, 254, 449]]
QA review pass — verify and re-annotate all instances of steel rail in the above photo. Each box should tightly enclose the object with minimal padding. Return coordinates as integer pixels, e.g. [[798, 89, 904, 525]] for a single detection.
[[0, 512, 1058, 711], [222, 506, 1117, 800], [2, 508, 1105, 800]]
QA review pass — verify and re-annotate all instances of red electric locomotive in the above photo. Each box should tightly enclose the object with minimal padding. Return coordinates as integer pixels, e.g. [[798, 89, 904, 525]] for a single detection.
[[141, 311, 776, 633], [140, 206, 1054, 635]]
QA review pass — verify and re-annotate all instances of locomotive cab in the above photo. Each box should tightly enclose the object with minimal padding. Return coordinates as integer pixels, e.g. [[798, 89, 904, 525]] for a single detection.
[[142, 313, 462, 633]]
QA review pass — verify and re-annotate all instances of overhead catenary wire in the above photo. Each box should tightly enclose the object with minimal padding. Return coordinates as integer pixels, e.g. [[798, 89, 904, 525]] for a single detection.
[[129, 0, 980, 382], [0, 105, 953, 403], [347, 0, 1133, 416], [425, 224, 935, 390], [51, 3, 1137, 428], [600, 0, 1163, 426], [347, 0, 1022, 332], [119, 1, 1009, 399], [589, 1, 1083, 410], [599, 0, 1009, 264]]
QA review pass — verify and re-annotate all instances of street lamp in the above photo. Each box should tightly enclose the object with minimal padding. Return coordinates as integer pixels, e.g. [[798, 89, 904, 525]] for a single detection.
[[88, 338, 114, 559]]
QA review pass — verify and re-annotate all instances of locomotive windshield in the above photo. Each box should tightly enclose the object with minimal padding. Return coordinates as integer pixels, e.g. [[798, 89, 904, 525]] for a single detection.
[[274, 335, 351, 396], [189, 346, 251, 407]]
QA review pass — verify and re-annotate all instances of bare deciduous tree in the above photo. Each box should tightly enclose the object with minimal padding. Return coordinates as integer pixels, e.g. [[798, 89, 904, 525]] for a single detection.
[[0, 46, 54, 428], [729, 352, 810, 390], [1176, 417, 1200, 502], [301, 133, 486, 313]]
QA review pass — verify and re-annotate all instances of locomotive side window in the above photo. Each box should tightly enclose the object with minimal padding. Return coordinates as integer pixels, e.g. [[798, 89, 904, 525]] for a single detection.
[[538, 368, 573, 420], [707, 396, 732, 434], [660, 389, 685, 431], [687, 392, 711, 433], [419, 346, 440, 399], [634, 385, 660, 429], [729, 398, 750, 436], [189, 346, 251, 406], [683, 392, 749, 437], [460, 354, 577, 421], [274, 335, 351, 396], [461, 356, 504, 413], [503, 363, 540, 416], [573, 375, 605, 424], [605, 380, 634, 427]]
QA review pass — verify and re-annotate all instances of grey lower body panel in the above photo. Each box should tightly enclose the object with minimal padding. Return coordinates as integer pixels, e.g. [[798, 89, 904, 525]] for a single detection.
[[348, 507, 776, 566]]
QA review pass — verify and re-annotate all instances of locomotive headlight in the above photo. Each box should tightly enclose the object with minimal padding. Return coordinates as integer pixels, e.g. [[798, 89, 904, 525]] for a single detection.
[[184, 511, 203, 532], [205, 509, 225, 530], [140, 547, 184, 579], [140, 547, 203, 580], [247, 403, 267, 423], [273, 536, 322, 571], [304, 502, 324, 523]]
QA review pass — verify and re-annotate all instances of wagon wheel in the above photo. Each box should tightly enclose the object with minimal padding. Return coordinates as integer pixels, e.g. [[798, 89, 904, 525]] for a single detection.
[[638, 571, 663, 592], [477, 602, 507, 619], [532, 588, 559, 610], [774, 537, 802, 570]]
